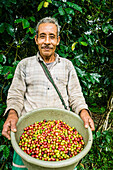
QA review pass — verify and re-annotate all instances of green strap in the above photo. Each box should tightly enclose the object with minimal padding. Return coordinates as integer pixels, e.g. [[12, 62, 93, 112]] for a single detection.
[[39, 61, 67, 110]]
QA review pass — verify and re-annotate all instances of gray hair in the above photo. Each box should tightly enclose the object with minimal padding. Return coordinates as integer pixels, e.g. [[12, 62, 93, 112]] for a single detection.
[[36, 17, 61, 37]]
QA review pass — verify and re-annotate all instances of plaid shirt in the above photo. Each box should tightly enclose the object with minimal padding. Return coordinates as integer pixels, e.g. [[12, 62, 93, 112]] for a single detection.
[[5, 52, 89, 117]]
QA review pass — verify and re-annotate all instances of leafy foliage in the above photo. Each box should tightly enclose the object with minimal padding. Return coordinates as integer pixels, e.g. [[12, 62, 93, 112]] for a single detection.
[[0, 0, 113, 169], [0, 117, 13, 169], [77, 130, 113, 169]]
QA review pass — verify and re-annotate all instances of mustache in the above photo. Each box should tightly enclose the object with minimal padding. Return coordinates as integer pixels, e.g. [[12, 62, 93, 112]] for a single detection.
[[41, 45, 53, 49]]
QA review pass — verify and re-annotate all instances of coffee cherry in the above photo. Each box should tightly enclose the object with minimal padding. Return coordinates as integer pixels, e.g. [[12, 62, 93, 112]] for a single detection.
[[19, 120, 85, 161]]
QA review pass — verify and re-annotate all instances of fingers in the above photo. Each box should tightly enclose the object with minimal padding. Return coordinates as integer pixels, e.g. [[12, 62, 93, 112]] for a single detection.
[[8, 111, 18, 131], [2, 114, 18, 140], [2, 121, 11, 140], [84, 117, 95, 131], [79, 109, 95, 131], [10, 119, 17, 132], [89, 118, 95, 131]]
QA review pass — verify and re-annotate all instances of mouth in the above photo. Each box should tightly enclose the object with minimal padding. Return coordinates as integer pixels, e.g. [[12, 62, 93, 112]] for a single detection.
[[41, 46, 53, 50]]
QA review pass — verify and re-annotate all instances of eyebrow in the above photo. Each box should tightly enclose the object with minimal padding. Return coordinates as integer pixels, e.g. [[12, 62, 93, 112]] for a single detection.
[[40, 33, 46, 35], [39, 33, 56, 36]]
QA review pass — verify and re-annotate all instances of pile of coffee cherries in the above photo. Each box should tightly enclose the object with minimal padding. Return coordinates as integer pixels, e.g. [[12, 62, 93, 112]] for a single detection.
[[19, 120, 85, 161]]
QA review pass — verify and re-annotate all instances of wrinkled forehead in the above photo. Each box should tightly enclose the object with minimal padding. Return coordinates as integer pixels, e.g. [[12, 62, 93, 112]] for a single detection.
[[38, 23, 58, 35]]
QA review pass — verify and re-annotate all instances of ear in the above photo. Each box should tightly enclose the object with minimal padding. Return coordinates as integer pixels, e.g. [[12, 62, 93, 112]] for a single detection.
[[57, 36, 60, 45], [34, 35, 38, 45]]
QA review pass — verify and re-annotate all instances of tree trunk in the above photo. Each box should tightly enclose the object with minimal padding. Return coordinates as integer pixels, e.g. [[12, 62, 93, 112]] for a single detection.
[[96, 92, 113, 132]]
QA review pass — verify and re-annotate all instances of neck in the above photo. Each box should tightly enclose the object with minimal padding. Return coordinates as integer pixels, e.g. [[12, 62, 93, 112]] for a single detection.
[[41, 54, 56, 63]]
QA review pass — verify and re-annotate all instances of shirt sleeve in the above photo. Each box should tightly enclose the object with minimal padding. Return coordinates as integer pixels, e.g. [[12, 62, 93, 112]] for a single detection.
[[67, 62, 89, 114], [4, 61, 26, 117]]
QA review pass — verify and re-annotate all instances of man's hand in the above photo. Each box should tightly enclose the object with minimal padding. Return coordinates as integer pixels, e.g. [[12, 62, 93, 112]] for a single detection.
[[2, 109, 18, 140], [80, 109, 95, 131]]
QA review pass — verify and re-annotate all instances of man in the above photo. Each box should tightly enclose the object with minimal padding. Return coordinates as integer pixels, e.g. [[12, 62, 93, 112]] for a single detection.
[[2, 17, 95, 169]]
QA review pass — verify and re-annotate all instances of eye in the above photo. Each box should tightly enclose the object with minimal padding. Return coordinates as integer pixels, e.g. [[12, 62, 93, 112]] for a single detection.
[[40, 35, 45, 38], [50, 35, 55, 39]]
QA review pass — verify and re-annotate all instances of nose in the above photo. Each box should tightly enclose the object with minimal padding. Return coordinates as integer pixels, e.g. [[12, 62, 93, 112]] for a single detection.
[[44, 36, 50, 44]]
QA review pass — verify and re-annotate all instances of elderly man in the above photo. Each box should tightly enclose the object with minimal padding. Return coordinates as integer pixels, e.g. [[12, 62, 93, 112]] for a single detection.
[[2, 17, 95, 169]]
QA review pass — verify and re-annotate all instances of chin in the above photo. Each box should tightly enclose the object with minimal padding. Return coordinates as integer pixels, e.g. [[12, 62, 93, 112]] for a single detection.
[[43, 52, 52, 57]]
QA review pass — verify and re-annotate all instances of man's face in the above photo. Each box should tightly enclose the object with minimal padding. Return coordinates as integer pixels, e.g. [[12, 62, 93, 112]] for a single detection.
[[35, 23, 60, 60]]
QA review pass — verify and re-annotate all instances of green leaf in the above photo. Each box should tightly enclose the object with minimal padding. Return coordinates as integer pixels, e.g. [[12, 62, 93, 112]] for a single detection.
[[66, 2, 82, 13], [22, 19, 30, 29], [10, 0, 16, 4], [96, 46, 99, 53], [29, 16, 35, 22], [71, 42, 78, 51], [100, 107, 105, 112], [0, 145, 6, 152], [0, 23, 5, 33], [29, 27, 35, 34], [30, 33, 36, 39], [13, 61, 20, 66], [37, 1, 44, 11], [0, 64, 3, 74], [75, 53, 83, 59], [1, 66, 10, 76], [80, 41, 88, 46], [46, 0, 52, 3], [91, 103, 97, 106], [102, 23, 113, 34], [90, 76, 95, 84], [3, 146, 9, 159], [101, 56, 105, 63], [81, 80, 88, 87], [14, 18, 23, 23], [96, 131, 101, 138], [102, 24, 109, 34], [87, 38, 93, 46], [58, 6, 65, 15], [26, 28, 30, 33], [65, 8, 75, 16], [6, 24, 14, 36], [75, 66, 85, 77], [29, 33, 35, 39], [0, 54, 3, 62], [108, 24, 113, 31], [7, 73, 14, 79], [106, 135, 111, 143], [90, 73, 101, 84], [67, 15, 72, 23], [0, 54, 6, 64]]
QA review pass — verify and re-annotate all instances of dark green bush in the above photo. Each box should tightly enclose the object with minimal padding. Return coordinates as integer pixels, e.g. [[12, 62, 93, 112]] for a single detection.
[[78, 130, 113, 169]]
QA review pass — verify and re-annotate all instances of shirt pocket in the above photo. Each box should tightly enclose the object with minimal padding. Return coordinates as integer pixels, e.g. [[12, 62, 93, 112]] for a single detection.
[[55, 75, 68, 87]]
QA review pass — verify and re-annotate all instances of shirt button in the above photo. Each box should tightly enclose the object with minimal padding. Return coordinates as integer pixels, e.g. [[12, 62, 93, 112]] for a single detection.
[[48, 88, 49, 90]]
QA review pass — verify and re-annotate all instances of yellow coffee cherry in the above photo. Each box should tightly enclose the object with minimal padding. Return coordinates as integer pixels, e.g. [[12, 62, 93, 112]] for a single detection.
[[43, 2, 49, 8]]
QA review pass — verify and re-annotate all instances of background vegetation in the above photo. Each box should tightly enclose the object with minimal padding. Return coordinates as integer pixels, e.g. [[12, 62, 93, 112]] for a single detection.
[[0, 0, 113, 169]]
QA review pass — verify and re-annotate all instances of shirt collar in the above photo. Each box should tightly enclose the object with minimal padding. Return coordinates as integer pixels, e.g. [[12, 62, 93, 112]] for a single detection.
[[36, 51, 61, 64]]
